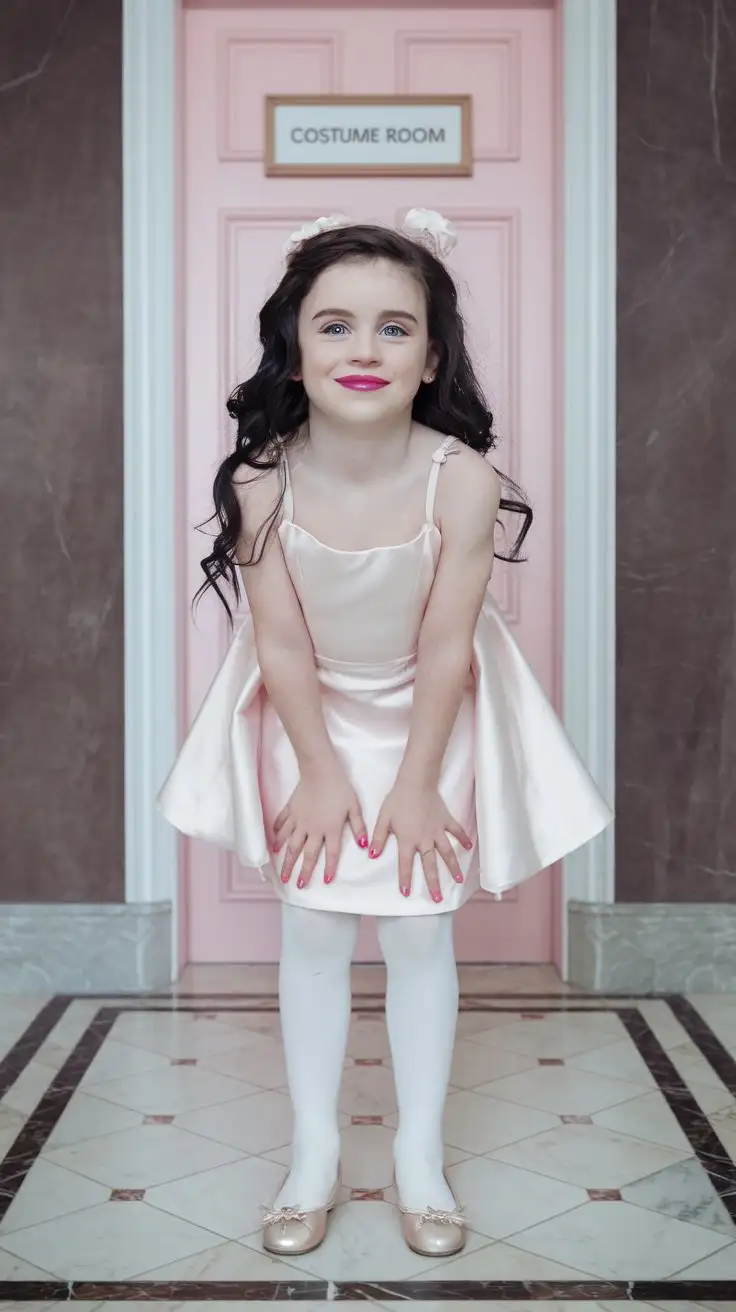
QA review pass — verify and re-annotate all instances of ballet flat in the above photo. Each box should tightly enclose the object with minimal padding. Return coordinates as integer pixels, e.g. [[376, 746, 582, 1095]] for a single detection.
[[262, 1176, 340, 1256], [394, 1178, 466, 1257]]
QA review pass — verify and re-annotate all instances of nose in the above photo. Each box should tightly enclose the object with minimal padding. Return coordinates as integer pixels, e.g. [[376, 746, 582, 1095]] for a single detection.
[[348, 331, 381, 366]]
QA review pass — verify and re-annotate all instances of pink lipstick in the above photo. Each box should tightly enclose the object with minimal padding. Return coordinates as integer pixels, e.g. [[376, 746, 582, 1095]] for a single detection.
[[336, 375, 389, 391]]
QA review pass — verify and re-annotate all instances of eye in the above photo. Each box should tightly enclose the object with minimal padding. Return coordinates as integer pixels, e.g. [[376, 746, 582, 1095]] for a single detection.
[[321, 322, 348, 336], [381, 323, 409, 338]]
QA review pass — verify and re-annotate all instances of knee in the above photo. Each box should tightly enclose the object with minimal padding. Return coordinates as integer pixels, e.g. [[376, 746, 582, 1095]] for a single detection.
[[281, 904, 359, 969], [377, 912, 454, 970]]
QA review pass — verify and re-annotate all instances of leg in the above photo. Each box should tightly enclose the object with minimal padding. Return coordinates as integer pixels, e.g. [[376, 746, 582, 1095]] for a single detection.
[[274, 902, 360, 1210], [376, 912, 459, 1211]]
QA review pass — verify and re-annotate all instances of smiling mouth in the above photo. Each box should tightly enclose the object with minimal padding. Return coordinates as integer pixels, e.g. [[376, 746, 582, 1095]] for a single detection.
[[335, 376, 389, 391]]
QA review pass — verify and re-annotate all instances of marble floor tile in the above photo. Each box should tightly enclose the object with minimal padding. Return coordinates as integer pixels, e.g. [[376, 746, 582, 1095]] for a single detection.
[[477, 1064, 648, 1116], [0, 1106, 25, 1159], [135, 1237, 311, 1281], [145, 1154, 285, 1240], [708, 1103, 736, 1157], [0, 1248, 56, 1278], [689, 1079, 736, 1115], [668, 1240, 736, 1278], [447, 1154, 587, 1240], [413, 1238, 593, 1281], [668, 1042, 734, 1093], [173, 1089, 294, 1155], [0, 1060, 56, 1116], [108, 1011, 255, 1060], [482, 1013, 626, 1061], [44, 1121, 245, 1189], [0, 1158, 108, 1234], [622, 1156, 736, 1234], [89, 1064, 254, 1117], [3, 989, 736, 1295], [345, 1015, 393, 1060], [636, 1000, 692, 1051], [339, 1122, 395, 1190], [78, 1038, 172, 1088], [489, 1120, 690, 1189], [566, 1038, 660, 1086], [41, 1090, 142, 1150], [441, 1088, 559, 1154], [212, 1011, 282, 1037], [197, 1035, 288, 1089], [511, 1199, 732, 1279], [0, 1199, 220, 1280], [455, 1010, 526, 1039], [338, 1063, 398, 1116], [449, 1038, 536, 1088], [0, 1015, 40, 1063], [592, 1090, 693, 1151]]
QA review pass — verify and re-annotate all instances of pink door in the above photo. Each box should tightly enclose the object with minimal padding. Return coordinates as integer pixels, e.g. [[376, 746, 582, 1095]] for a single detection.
[[182, 4, 558, 965]]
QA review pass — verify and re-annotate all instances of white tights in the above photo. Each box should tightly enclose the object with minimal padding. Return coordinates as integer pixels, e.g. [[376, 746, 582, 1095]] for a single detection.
[[273, 903, 459, 1212]]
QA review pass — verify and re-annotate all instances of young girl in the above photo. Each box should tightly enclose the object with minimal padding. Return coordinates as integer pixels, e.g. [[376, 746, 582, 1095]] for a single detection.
[[157, 209, 613, 1260]]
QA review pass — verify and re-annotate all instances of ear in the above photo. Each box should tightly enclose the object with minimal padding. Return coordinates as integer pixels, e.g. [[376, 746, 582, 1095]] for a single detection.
[[425, 343, 440, 375]]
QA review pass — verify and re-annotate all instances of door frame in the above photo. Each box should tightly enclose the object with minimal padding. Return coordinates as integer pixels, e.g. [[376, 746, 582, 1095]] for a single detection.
[[122, 0, 616, 979]]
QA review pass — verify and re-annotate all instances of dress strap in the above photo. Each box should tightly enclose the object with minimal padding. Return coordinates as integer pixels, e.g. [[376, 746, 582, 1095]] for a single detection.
[[425, 437, 458, 524], [280, 448, 294, 523]]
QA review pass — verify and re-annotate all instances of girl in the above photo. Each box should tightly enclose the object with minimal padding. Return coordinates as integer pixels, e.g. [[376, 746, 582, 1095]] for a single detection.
[[158, 209, 613, 1259]]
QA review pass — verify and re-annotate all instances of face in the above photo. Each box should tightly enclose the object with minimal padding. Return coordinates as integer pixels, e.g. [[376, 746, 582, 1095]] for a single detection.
[[296, 257, 438, 426]]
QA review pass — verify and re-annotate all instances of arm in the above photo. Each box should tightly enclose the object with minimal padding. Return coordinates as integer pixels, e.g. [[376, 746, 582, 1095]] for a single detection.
[[235, 467, 366, 881], [398, 449, 501, 787], [235, 467, 339, 776], [370, 448, 501, 899]]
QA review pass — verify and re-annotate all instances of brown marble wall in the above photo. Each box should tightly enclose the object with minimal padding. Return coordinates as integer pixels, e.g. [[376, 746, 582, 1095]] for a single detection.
[[616, 0, 736, 901], [0, 0, 124, 902]]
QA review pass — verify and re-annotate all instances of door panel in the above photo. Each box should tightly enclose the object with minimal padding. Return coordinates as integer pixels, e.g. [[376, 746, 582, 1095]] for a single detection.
[[183, 6, 556, 964]]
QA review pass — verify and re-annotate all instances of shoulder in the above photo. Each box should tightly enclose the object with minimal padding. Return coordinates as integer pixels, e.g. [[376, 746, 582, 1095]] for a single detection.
[[231, 450, 283, 510], [438, 441, 502, 535], [231, 452, 284, 546]]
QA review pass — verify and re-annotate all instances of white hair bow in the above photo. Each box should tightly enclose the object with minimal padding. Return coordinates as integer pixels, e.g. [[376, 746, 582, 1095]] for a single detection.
[[283, 214, 350, 262], [281, 208, 458, 265], [400, 208, 457, 259]]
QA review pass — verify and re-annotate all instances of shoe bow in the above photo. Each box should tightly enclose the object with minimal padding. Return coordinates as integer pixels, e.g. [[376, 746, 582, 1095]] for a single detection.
[[261, 1204, 312, 1232], [400, 1204, 465, 1227]]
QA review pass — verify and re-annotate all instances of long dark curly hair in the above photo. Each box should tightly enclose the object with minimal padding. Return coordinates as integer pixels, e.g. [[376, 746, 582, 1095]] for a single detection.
[[196, 223, 532, 621]]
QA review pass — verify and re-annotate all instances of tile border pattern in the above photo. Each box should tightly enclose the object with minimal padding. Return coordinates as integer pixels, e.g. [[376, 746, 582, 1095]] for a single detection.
[[1, 991, 736, 1300]]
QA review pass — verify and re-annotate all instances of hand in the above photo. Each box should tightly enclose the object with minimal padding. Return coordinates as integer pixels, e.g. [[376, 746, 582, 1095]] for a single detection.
[[272, 765, 367, 888], [369, 781, 473, 902]]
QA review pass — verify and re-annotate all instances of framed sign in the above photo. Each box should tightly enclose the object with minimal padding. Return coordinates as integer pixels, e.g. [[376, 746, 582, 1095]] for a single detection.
[[265, 95, 472, 177]]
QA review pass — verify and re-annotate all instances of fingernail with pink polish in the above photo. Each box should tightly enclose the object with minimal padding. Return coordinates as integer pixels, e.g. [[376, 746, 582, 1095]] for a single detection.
[[296, 877, 306, 889], [358, 834, 368, 849], [324, 872, 334, 884], [401, 886, 410, 898], [369, 847, 379, 859], [281, 872, 290, 884], [432, 891, 443, 903], [454, 873, 464, 884], [464, 840, 473, 850]]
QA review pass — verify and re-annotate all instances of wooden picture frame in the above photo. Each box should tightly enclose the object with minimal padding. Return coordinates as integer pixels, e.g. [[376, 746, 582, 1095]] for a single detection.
[[264, 94, 473, 177]]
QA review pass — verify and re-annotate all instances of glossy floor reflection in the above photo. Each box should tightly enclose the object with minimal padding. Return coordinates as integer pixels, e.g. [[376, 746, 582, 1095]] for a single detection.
[[2, 970, 736, 1307]]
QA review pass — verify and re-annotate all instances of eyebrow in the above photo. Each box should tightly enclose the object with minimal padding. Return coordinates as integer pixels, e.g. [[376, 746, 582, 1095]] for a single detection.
[[311, 308, 419, 325]]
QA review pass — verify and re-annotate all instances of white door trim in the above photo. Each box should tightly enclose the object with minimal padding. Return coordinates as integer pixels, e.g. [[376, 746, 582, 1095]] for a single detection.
[[122, 0, 181, 973], [121, 0, 617, 977], [560, 0, 617, 932]]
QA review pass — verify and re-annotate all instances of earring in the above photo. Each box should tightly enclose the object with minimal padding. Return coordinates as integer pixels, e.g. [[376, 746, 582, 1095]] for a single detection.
[[423, 372, 435, 384]]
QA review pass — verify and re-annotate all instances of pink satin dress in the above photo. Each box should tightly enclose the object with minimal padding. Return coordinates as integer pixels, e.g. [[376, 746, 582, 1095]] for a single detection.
[[157, 437, 612, 915]]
